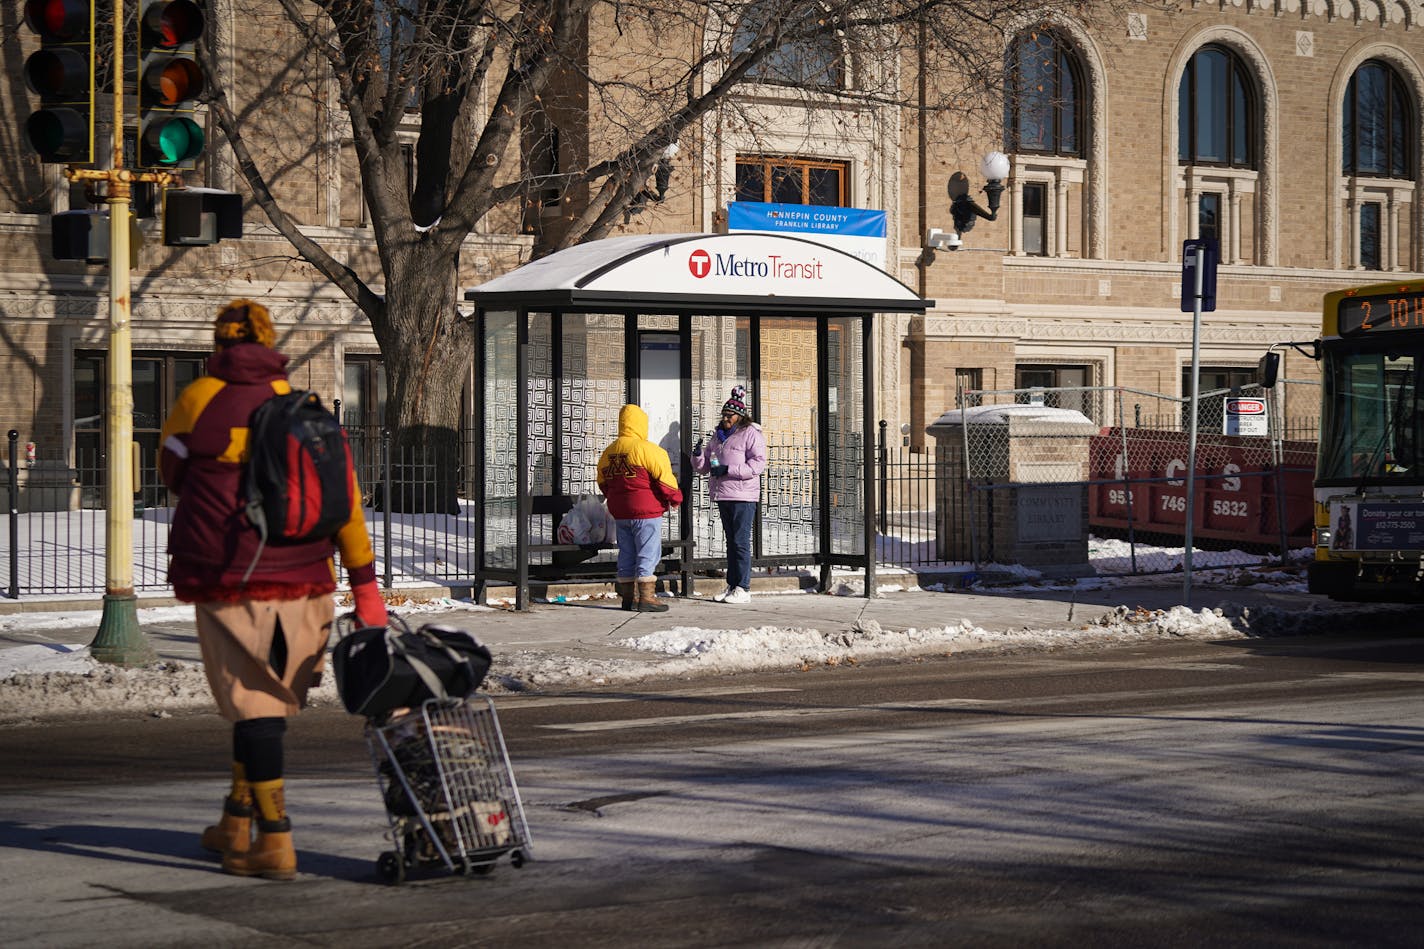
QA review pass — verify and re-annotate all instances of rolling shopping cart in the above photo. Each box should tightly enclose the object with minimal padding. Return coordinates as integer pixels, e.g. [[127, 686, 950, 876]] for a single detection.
[[365, 695, 534, 884], [333, 614, 531, 884]]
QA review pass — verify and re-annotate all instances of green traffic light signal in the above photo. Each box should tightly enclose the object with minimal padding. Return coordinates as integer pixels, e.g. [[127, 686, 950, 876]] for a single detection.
[[22, 0, 95, 164], [144, 117, 205, 165], [138, 0, 207, 170]]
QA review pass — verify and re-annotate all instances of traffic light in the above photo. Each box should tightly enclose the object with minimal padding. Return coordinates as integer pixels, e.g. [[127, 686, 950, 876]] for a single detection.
[[22, 0, 95, 164], [138, 0, 206, 169], [50, 210, 141, 266], [162, 187, 242, 245]]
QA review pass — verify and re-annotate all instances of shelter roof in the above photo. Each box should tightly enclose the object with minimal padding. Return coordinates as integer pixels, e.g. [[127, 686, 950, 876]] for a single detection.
[[465, 233, 931, 314]]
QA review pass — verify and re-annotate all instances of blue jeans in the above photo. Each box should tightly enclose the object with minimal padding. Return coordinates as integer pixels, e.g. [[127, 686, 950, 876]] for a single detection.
[[616, 517, 663, 579], [717, 500, 756, 590]]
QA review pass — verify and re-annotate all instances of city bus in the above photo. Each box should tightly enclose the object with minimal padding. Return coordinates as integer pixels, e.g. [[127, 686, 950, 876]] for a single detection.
[[1269, 279, 1424, 600]]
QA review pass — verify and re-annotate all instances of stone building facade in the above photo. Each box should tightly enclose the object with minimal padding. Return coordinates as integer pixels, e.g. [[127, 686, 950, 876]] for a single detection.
[[1, 1, 1421, 497]]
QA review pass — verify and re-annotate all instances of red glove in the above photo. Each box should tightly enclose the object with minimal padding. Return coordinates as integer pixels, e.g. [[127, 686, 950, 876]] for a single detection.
[[352, 581, 388, 628]]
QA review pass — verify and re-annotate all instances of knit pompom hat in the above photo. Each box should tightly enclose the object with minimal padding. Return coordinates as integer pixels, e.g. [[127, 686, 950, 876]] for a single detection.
[[721, 384, 750, 418], [214, 299, 276, 349]]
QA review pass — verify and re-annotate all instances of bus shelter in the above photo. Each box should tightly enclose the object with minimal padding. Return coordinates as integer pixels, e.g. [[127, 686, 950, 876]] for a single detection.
[[465, 232, 931, 610]]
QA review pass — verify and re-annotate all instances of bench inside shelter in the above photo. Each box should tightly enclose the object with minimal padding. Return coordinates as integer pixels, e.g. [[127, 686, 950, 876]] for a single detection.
[[525, 494, 693, 585]]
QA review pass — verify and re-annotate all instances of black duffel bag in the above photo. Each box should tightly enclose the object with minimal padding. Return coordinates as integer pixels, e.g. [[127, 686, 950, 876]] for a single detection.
[[332, 615, 492, 717]]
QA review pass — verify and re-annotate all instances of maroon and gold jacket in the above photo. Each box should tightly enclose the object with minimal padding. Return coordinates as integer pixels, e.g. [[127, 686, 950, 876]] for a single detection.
[[597, 404, 683, 520], [158, 343, 377, 602]]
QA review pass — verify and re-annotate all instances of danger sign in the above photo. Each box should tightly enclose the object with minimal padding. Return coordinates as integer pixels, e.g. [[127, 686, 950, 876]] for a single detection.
[[1224, 397, 1268, 436]]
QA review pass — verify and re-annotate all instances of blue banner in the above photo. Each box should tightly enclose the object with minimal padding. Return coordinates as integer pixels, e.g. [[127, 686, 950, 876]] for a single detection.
[[727, 202, 886, 238]]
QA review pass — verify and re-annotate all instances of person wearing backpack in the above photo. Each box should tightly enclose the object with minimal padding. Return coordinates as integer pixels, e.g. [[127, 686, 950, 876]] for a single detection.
[[158, 299, 387, 881]]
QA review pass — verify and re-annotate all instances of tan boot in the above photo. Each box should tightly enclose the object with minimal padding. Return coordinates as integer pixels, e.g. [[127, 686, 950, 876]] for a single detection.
[[615, 578, 636, 611], [636, 577, 668, 612], [222, 819, 296, 881], [201, 796, 253, 855], [201, 762, 252, 855]]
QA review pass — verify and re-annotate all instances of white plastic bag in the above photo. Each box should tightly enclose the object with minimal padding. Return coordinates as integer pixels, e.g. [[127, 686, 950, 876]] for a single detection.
[[557, 496, 614, 547]]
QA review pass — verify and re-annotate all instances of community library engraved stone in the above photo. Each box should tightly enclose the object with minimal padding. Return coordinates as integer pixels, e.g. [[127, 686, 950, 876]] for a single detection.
[[1017, 486, 1080, 542]]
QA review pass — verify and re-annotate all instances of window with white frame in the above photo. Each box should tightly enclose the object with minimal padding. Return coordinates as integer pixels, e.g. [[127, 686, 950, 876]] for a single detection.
[[1007, 157, 1084, 258], [1003, 29, 1089, 258], [1180, 167, 1256, 265], [1176, 44, 1261, 264], [1341, 60, 1416, 271]]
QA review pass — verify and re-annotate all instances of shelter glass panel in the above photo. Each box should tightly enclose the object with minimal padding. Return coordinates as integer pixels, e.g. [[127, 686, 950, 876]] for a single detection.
[[761, 317, 818, 557], [827, 317, 865, 557], [482, 311, 519, 570], [637, 315, 683, 544], [691, 314, 747, 562], [528, 315, 555, 501], [561, 314, 625, 498]]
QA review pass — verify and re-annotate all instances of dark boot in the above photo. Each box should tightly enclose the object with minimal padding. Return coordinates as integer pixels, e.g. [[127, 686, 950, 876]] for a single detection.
[[615, 578, 636, 611], [636, 577, 668, 612]]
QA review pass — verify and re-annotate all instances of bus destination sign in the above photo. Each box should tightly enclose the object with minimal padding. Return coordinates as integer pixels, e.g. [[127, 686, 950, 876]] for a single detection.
[[1338, 288, 1424, 336]]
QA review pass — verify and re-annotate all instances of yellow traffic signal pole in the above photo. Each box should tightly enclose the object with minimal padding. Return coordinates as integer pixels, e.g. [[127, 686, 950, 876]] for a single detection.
[[74, 3, 173, 665]]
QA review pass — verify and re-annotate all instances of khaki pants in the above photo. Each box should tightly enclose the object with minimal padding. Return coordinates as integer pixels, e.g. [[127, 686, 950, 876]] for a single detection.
[[195, 597, 334, 721]]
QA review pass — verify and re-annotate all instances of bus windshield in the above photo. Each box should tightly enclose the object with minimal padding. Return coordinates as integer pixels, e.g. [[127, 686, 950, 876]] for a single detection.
[[1318, 344, 1424, 483]]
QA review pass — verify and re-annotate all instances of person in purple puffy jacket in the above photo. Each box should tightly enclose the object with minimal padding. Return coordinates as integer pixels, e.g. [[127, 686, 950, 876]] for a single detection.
[[690, 385, 767, 603]]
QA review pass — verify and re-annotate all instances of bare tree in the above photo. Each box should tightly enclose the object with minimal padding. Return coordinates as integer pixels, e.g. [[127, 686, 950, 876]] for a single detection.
[[201, 0, 1130, 510]]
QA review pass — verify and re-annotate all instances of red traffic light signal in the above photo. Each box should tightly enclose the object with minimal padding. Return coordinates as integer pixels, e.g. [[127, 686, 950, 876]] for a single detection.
[[138, 0, 207, 169], [141, 0, 202, 47], [24, 0, 86, 39], [22, 0, 95, 164]]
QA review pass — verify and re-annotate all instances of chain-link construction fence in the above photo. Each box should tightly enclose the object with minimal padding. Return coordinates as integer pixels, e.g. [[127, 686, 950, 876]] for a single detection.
[[910, 383, 1319, 577]]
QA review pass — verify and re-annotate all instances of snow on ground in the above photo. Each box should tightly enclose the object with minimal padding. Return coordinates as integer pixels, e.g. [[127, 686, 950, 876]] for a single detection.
[[0, 557, 1347, 725]]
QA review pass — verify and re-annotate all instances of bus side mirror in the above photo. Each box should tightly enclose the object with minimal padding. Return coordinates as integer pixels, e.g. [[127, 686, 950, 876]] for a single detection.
[[1257, 351, 1280, 389]]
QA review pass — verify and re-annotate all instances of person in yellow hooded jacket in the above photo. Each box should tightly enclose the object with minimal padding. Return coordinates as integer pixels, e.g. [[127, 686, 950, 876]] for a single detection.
[[597, 404, 683, 611]]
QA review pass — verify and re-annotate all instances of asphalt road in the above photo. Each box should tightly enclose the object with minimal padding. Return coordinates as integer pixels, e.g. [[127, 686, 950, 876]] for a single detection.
[[2, 630, 1422, 946]]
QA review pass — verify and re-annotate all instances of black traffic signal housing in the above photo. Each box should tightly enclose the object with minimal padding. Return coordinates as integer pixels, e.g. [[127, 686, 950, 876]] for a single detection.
[[22, 0, 95, 164], [52, 209, 105, 261], [138, 0, 206, 169], [162, 187, 242, 245], [51, 210, 141, 266]]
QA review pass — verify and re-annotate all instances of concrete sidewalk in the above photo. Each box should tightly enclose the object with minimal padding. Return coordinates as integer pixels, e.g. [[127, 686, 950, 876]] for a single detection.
[[0, 569, 1390, 672]]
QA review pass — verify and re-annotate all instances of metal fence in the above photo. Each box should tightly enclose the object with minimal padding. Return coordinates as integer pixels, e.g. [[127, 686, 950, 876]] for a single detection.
[[930, 383, 1318, 576], [1, 384, 1323, 599]]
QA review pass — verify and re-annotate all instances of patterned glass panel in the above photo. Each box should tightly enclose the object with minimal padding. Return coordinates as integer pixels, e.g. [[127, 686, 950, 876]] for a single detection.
[[828, 317, 865, 557], [482, 311, 519, 570], [527, 315, 554, 501], [562, 313, 626, 497], [690, 314, 743, 563], [760, 317, 818, 557]]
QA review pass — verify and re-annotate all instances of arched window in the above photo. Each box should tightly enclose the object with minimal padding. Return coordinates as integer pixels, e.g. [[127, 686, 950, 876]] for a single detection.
[[731, 6, 844, 89], [1178, 45, 1256, 168], [1344, 60, 1413, 179], [1005, 29, 1083, 156]]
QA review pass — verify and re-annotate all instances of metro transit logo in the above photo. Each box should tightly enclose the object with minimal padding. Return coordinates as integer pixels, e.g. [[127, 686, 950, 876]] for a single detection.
[[686, 247, 823, 282], [688, 249, 711, 278]]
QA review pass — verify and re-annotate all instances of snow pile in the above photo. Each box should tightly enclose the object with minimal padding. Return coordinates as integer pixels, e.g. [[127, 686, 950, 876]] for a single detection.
[[0, 591, 1409, 722], [491, 605, 1257, 691], [0, 646, 346, 725], [0, 658, 216, 725]]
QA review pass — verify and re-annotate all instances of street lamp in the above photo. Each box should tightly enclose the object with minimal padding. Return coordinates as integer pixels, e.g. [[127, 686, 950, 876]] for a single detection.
[[948, 150, 1011, 237]]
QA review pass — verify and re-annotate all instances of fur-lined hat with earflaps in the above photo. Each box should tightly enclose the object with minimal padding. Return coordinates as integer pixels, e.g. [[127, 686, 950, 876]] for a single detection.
[[213, 299, 276, 349]]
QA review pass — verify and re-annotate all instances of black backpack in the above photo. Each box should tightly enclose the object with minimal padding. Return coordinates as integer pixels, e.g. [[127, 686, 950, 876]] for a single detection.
[[240, 390, 353, 582]]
